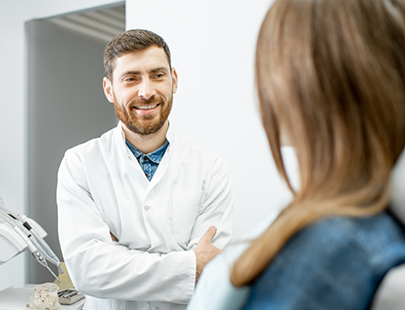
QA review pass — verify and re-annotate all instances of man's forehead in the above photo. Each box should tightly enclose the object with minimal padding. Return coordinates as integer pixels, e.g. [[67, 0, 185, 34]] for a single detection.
[[115, 47, 170, 70], [109, 46, 171, 82]]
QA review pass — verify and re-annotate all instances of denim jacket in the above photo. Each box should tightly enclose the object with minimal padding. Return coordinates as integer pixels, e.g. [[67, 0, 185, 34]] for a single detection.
[[188, 211, 405, 310], [244, 211, 405, 309]]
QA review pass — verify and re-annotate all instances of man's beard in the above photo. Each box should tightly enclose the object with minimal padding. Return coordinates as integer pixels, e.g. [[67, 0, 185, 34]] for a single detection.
[[114, 93, 173, 135]]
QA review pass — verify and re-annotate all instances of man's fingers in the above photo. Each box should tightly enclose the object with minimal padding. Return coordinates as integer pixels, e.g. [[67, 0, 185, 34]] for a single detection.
[[200, 226, 217, 243], [110, 232, 118, 242], [194, 226, 221, 282]]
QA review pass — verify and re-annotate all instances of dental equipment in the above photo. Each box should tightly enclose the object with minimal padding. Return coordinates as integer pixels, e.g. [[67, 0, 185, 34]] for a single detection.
[[0, 200, 64, 282]]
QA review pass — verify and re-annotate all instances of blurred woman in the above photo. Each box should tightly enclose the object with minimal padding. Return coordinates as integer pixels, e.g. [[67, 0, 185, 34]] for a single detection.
[[188, 0, 405, 309]]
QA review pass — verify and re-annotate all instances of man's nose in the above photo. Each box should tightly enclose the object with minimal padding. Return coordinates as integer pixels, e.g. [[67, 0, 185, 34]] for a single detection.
[[138, 79, 155, 100]]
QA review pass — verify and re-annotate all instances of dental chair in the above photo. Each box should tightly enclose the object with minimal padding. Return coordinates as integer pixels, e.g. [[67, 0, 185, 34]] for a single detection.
[[370, 150, 405, 310]]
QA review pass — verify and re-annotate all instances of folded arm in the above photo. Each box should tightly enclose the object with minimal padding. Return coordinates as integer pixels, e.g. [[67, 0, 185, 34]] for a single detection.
[[57, 151, 195, 303]]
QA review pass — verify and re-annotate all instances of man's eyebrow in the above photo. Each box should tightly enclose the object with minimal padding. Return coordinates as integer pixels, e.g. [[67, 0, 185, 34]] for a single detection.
[[120, 71, 141, 77], [150, 67, 169, 73], [120, 67, 169, 78]]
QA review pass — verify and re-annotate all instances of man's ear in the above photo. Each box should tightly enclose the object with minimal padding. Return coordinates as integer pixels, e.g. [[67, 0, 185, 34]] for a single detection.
[[171, 68, 178, 94], [103, 77, 115, 103]]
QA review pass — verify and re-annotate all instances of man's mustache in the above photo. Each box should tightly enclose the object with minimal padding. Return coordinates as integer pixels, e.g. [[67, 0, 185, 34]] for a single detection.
[[129, 95, 162, 108]]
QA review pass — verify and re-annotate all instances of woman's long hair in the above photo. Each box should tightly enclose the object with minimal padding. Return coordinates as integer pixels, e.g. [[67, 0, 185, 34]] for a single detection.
[[231, 0, 405, 287]]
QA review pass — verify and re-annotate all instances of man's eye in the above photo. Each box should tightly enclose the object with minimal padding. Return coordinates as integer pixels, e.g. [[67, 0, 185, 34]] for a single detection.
[[124, 76, 140, 82], [154, 73, 164, 79]]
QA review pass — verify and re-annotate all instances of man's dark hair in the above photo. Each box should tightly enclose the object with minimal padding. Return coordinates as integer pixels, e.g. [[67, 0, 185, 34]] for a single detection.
[[103, 29, 171, 80]]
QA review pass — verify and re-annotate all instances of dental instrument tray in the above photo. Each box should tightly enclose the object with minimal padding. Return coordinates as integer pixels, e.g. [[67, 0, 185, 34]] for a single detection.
[[57, 288, 85, 305]]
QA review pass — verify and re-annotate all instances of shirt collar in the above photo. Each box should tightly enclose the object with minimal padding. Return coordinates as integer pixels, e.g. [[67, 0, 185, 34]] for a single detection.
[[126, 139, 169, 164], [116, 121, 173, 160]]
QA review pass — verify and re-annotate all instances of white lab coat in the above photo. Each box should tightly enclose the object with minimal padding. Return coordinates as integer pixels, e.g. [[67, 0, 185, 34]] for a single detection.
[[57, 122, 234, 310]]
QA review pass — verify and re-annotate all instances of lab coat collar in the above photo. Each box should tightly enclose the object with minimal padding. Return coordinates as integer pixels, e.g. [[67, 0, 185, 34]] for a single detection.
[[115, 121, 175, 156], [166, 121, 175, 144]]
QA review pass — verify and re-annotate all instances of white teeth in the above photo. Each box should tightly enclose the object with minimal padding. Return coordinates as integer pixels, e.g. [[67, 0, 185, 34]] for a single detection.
[[137, 104, 158, 110]]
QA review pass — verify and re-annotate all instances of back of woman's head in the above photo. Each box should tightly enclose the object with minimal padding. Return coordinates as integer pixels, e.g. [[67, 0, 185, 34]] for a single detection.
[[258, 0, 405, 205], [231, 0, 405, 287]]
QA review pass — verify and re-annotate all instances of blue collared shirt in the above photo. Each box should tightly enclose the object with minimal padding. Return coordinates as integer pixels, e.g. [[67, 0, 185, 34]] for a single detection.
[[125, 140, 170, 181]]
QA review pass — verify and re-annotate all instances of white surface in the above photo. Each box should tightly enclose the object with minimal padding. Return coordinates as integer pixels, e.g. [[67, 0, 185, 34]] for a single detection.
[[0, 0, 121, 291], [126, 0, 288, 240], [391, 147, 405, 223], [0, 224, 27, 263], [0, 286, 84, 310], [371, 265, 405, 310]]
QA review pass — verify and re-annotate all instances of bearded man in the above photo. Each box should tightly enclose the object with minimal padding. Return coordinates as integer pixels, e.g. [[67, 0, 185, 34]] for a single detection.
[[57, 29, 234, 310]]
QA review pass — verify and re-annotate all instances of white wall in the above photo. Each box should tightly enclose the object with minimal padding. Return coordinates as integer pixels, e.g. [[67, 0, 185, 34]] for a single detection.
[[126, 0, 292, 240], [0, 0, 121, 291]]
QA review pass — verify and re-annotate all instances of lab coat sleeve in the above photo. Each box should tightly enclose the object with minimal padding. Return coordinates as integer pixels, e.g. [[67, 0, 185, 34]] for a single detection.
[[57, 150, 196, 303], [188, 157, 234, 250], [187, 245, 251, 310]]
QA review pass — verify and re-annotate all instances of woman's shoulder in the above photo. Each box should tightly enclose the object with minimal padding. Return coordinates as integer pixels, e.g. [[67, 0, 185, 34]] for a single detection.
[[302, 212, 405, 259], [287, 212, 405, 268], [242, 212, 405, 310]]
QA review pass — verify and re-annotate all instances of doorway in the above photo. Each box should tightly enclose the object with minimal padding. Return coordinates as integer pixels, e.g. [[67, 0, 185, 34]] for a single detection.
[[26, 3, 124, 284]]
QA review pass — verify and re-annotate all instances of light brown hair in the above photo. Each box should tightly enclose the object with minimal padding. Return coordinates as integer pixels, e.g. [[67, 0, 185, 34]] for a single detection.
[[103, 29, 171, 81], [231, 0, 405, 287]]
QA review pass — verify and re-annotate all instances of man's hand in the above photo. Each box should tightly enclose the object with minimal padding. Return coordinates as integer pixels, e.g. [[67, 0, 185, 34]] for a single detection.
[[110, 232, 118, 242], [194, 226, 222, 283]]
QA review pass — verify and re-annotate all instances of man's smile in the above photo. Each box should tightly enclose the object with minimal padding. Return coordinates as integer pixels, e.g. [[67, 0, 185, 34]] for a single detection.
[[134, 103, 160, 110], [131, 103, 161, 116]]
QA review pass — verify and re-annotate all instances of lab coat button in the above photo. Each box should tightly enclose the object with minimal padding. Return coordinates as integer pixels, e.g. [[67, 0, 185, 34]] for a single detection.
[[144, 206, 149, 210]]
